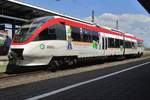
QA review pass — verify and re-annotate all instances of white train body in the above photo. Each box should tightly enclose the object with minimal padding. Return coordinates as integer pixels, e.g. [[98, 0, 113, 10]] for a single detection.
[[9, 16, 144, 66]]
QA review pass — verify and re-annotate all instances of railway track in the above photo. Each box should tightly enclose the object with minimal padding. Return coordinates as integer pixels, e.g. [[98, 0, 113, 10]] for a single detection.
[[0, 70, 46, 80]]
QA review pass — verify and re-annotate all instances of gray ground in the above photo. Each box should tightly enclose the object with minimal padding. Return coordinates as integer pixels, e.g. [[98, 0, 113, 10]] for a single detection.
[[0, 57, 149, 100]]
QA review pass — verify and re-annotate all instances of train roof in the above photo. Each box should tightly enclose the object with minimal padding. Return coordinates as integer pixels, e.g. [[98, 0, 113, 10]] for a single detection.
[[32, 16, 144, 42], [124, 33, 135, 37], [56, 16, 143, 41]]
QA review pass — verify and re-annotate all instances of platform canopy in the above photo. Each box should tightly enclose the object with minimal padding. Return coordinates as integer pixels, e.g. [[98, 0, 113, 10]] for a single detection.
[[0, 0, 62, 25], [138, 0, 150, 14], [0, 0, 91, 25]]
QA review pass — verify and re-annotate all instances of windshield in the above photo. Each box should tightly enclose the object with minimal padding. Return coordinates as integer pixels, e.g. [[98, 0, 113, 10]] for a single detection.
[[13, 16, 52, 43]]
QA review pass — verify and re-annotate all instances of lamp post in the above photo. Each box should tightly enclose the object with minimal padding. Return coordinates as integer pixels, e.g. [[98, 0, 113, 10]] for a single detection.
[[92, 10, 95, 23], [116, 20, 119, 30]]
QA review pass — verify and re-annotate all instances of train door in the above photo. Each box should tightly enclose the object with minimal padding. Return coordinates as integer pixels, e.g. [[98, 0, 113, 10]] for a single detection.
[[100, 32, 107, 56], [123, 36, 126, 55], [105, 37, 108, 55], [102, 37, 105, 55]]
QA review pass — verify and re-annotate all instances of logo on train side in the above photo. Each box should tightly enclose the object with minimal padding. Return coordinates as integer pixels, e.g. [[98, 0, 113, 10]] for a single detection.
[[39, 43, 45, 49]]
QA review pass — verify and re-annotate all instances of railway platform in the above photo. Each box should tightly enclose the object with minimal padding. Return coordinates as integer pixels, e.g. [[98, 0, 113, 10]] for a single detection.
[[0, 56, 8, 73]]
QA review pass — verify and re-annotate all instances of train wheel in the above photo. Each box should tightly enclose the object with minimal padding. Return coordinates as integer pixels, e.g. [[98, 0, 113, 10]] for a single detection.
[[137, 52, 143, 57], [48, 60, 59, 72], [73, 58, 77, 65], [65, 57, 78, 68]]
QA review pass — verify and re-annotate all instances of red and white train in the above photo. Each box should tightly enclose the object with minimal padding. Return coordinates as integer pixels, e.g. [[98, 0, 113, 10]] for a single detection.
[[9, 16, 144, 69]]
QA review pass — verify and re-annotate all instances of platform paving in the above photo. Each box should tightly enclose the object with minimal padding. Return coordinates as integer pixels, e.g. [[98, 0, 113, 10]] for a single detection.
[[0, 56, 8, 73]]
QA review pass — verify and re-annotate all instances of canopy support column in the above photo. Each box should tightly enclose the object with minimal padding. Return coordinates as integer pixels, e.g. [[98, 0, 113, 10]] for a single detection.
[[12, 24, 16, 38]]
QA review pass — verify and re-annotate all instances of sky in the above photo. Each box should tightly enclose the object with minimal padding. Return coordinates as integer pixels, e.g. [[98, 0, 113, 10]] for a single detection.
[[18, 0, 150, 47], [22, 0, 148, 18]]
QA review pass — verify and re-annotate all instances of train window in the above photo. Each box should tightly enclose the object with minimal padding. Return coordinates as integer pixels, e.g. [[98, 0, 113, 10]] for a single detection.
[[54, 24, 66, 40], [92, 31, 99, 41], [115, 39, 120, 48], [71, 27, 81, 41], [82, 29, 92, 42], [35, 24, 66, 41], [108, 38, 115, 48], [120, 40, 124, 46], [132, 42, 135, 47], [134, 42, 138, 47], [138, 41, 143, 47], [125, 41, 128, 48], [128, 42, 132, 48], [125, 41, 132, 48], [37, 28, 56, 40]]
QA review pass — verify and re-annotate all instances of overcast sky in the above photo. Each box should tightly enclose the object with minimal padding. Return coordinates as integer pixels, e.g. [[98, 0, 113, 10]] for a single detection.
[[85, 13, 150, 47], [19, 0, 150, 47]]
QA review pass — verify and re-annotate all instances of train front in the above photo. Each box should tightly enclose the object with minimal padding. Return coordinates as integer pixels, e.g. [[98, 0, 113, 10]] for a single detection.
[[9, 16, 53, 66]]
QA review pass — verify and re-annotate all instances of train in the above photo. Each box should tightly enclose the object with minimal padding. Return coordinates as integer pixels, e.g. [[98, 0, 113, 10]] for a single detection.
[[8, 16, 144, 70]]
